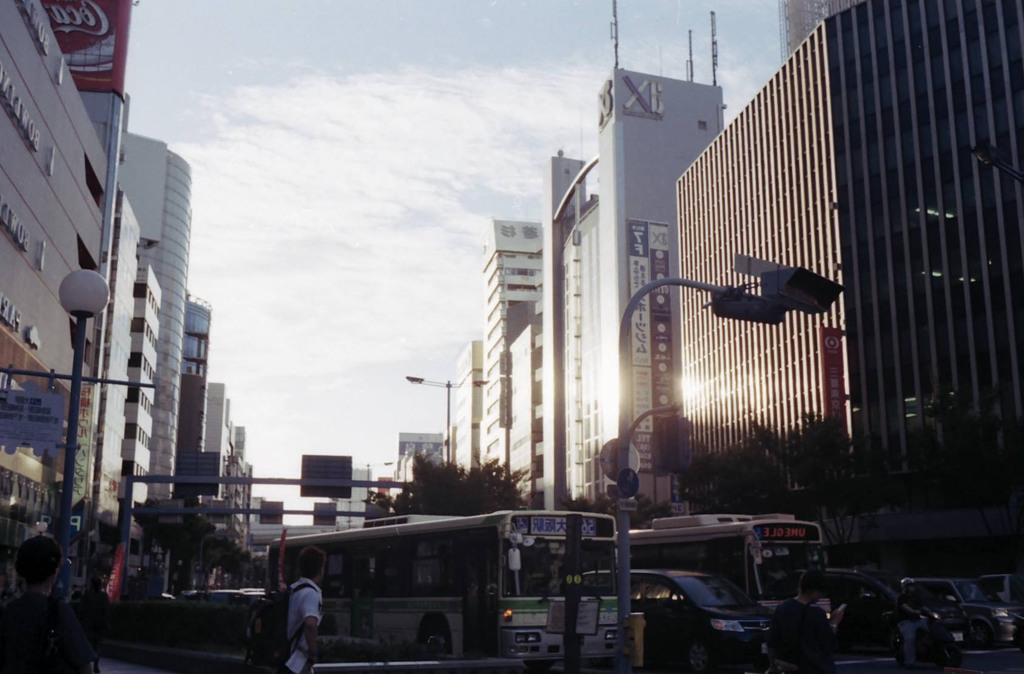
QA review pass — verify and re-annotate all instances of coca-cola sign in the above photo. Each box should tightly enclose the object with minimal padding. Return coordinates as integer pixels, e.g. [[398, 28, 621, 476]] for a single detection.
[[41, 0, 132, 96]]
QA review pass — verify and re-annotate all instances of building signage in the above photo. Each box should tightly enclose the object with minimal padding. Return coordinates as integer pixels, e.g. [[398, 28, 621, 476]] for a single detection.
[[0, 58, 43, 152], [0, 190, 31, 251], [0, 382, 66, 457], [820, 326, 847, 425], [622, 74, 664, 120], [15, 0, 53, 55], [626, 219, 675, 471], [41, 0, 133, 96], [0, 290, 22, 333]]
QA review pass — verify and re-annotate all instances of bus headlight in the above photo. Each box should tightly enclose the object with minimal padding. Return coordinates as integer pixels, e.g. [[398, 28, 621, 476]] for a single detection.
[[515, 632, 542, 644], [604, 629, 617, 641], [711, 619, 744, 632], [503, 608, 514, 622]]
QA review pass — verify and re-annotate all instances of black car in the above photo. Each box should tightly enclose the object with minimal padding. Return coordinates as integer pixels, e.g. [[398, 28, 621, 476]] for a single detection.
[[630, 569, 773, 672], [822, 568, 967, 651]]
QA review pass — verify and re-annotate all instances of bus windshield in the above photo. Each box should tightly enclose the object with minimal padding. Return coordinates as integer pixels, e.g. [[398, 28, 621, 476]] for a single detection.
[[505, 538, 615, 597], [754, 542, 826, 599]]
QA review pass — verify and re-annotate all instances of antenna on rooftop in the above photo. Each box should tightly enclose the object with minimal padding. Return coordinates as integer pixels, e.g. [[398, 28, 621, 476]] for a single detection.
[[611, 0, 620, 69], [687, 30, 694, 82], [711, 11, 718, 86]]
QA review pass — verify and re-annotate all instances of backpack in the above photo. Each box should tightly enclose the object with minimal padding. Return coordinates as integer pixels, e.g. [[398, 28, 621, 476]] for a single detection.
[[245, 583, 313, 668]]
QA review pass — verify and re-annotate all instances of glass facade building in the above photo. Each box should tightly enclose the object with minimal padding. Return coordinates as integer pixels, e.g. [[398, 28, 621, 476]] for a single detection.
[[677, 0, 1023, 468]]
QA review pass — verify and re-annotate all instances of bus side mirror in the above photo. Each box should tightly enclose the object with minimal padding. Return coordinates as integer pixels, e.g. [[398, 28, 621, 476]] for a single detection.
[[508, 548, 521, 572]]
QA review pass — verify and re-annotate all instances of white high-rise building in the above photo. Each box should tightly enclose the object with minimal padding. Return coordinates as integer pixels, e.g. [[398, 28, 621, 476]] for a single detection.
[[452, 341, 485, 468], [119, 133, 193, 501], [542, 68, 724, 506], [481, 220, 543, 468]]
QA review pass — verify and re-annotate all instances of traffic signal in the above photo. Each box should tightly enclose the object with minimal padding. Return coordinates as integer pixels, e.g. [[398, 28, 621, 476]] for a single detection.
[[710, 289, 787, 325], [651, 414, 693, 474]]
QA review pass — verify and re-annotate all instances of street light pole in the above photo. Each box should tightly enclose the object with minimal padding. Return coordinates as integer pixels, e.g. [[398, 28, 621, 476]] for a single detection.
[[56, 270, 110, 599], [972, 142, 1024, 183]]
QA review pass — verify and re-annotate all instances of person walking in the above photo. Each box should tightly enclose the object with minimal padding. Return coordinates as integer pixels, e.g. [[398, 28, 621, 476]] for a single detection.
[[78, 577, 110, 673], [282, 546, 326, 674], [0, 535, 96, 673], [766, 569, 846, 674]]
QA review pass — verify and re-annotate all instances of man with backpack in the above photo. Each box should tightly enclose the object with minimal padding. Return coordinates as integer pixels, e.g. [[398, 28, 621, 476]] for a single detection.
[[282, 546, 326, 674], [0, 535, 96, 673], [766, 570, 845, 674]]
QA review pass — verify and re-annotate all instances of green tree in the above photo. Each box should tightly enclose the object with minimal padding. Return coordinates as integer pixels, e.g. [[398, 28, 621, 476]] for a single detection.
[[784, 414, 901, 547], [675, 424, 792, 514], [561, 492, 672, 529], [909, 390, 1024, 561], [390, 454, 528, 515]]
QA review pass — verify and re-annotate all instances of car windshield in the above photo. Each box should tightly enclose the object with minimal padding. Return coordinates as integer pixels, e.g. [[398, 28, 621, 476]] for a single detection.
[[953, 579, 1000, 602], [676, 574, 758, 608], [755, 543, 825, 600]]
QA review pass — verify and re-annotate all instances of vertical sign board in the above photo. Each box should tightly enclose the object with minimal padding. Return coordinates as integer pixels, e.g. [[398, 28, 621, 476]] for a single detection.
[[820, 327, 847, 426], [73, 383, 96, 506], [41, 0, 134, 96], [627, 220, 676, 471]]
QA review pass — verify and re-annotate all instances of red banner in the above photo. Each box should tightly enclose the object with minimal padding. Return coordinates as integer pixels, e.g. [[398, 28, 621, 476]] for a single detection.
[[106, 542, 124, 602], [820, 326, 847, 425], [41, 0, 133, 96]]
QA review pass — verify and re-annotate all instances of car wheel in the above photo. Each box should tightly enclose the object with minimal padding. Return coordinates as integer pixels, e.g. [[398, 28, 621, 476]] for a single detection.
[[687, 639, 713, 672], [940, 643, 963, 667], [968, 620, 994, 649]]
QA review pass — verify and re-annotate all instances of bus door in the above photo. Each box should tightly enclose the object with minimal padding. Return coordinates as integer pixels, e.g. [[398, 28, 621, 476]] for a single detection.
[[461, 535, 499, 656], [350, 548, 375, 638]]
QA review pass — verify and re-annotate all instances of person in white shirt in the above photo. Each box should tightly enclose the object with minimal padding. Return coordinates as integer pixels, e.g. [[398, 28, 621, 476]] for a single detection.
[[283, 546, 326, 674]]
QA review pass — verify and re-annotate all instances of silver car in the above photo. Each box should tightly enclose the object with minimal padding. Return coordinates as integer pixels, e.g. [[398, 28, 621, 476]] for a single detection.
[[915, 577, 1024, 648]]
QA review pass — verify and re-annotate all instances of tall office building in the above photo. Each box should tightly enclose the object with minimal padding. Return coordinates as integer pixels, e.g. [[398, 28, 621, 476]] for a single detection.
[[677, 0, 1023, 566], [779, 0, 866, 58], [123, 264, 161, 507], [93, 192, 142, 532], [543, 69, 724, 506], [507, 300, 543, 506], [119, 133, 193, 501], [177, 297, 211, 457], [452, 341, 485, 468], [481, 220, 543, 468]]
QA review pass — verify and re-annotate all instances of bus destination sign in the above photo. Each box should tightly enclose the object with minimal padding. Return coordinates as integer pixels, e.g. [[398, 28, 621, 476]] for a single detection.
[[753, 524, 820, 542], [512, 515, 598, 537]]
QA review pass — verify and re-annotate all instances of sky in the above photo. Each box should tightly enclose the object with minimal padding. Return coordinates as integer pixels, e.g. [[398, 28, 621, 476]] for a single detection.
[[121, 0, 785, 514]]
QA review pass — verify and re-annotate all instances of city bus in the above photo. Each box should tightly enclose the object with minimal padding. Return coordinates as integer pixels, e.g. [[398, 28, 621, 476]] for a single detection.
[[269, 511, 618, 667], [629, 513, 826, 604]]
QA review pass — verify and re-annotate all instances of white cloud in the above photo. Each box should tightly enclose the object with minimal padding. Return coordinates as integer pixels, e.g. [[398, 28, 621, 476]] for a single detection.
[[176, 60, 605, 499]]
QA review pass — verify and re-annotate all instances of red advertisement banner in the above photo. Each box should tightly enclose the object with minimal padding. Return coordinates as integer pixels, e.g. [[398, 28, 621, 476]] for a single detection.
[[820, 326, 847, 425], [41, 0, 133, 96], [106, 542, 124, 602]]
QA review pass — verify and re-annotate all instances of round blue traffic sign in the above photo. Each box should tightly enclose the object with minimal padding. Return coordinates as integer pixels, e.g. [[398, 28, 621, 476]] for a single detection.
[[617, 468, 639, 499]]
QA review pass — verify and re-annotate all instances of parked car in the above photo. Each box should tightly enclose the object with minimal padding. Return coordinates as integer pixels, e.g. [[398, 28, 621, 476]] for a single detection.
[[630, 569, 773, 673], [977, 573, 1024, 604], [915, 577, 1024, 648], [820, 568, 967, 652]]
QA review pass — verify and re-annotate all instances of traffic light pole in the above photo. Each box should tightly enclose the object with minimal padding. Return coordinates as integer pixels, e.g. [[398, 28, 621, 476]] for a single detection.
[[615, 277, 715, 674]]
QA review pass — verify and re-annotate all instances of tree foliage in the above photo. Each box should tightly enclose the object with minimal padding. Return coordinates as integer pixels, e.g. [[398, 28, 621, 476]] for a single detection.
[[372, 455, 528, 516], [560, 492, 672, 529], [783, 414, 901, 545], [675, 424, 792, 515], [134, 499, 249, 590]]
